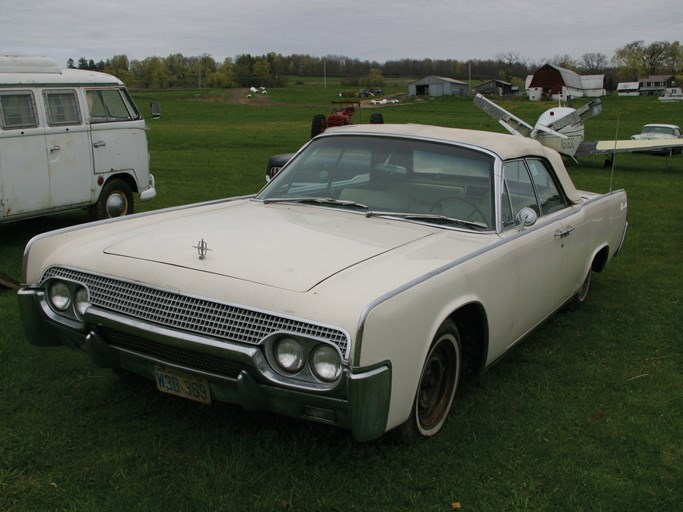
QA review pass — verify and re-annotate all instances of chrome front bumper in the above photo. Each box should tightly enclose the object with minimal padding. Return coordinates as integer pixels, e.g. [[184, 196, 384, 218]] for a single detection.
[[17, 286, 391, 442]]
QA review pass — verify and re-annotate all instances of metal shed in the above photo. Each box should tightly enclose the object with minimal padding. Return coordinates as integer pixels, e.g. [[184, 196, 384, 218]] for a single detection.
[[408, 76, 469, 97], [475, 80, 513, 96]]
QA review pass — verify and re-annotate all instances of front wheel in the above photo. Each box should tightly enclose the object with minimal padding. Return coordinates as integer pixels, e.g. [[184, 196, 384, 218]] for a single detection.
[[396, 319, 462, 440], [91, 179, 134, 220]]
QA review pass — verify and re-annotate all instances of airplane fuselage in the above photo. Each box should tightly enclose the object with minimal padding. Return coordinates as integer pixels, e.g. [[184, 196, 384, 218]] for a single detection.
[[534, 107, 584, 157]]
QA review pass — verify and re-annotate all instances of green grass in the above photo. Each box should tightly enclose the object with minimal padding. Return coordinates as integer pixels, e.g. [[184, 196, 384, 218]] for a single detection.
[[1, 86, 682, 511]]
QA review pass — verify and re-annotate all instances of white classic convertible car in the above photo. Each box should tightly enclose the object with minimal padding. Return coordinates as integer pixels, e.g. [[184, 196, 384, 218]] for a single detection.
[[18, 124, 628, 441]]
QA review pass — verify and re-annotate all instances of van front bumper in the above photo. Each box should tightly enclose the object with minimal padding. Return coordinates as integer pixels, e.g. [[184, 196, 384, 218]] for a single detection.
[[139, 174, 156, 202]]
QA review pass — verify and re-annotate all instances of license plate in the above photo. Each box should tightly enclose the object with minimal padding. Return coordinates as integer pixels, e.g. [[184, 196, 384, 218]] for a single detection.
[[154, 365, 211, 405]]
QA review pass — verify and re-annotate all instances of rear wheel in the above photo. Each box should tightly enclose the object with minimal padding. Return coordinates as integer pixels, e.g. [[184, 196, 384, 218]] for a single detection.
[[396, 319, 462, 440], [311, 114, 327, 138]]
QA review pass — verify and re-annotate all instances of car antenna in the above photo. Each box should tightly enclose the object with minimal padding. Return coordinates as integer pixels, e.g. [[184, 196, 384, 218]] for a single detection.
[[608, 110, 620, 193]]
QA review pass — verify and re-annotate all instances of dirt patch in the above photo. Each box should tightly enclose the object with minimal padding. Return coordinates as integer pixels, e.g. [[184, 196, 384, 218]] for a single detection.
[[229, 89, 275, 105]]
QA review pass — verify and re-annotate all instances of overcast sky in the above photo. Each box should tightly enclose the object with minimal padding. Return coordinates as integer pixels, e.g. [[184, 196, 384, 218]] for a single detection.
[[3, 0, 682, 69]]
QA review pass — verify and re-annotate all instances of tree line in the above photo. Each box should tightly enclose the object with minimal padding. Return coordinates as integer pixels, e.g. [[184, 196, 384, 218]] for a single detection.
[[67, 40, 681, 90]]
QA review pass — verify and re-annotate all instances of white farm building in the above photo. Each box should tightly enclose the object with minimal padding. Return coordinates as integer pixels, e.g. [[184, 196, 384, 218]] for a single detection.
[[408, 76, 469, 97]]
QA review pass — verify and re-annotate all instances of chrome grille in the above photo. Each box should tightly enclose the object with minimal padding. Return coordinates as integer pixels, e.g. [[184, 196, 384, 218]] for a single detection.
[[41, 266, 349, 357]]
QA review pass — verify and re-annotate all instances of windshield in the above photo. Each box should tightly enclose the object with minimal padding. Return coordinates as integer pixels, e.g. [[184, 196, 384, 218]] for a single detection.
[[256, 134, 495, 230], [642, 125, 675, 136]]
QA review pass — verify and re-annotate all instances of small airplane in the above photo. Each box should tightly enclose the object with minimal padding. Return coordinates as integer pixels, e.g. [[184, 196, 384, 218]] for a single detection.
[[473, 93, 683, 165]]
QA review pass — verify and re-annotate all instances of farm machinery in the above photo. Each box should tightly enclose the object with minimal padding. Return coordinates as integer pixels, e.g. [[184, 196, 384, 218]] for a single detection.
[[311, 101, 384, 138]]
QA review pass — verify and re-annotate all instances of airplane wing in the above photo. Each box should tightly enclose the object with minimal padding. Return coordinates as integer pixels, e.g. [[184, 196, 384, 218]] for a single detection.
[[546, 99, 602, 132], [473, 94, 533, 137], [576, 138, 683, 156]]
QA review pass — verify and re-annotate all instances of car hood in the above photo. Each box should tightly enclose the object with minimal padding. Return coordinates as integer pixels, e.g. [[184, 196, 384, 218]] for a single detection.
[[103, 200, 436, 292]]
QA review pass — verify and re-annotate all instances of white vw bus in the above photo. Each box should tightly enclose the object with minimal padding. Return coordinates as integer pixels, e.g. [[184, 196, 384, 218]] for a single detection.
[[0, 56, 156, 222]]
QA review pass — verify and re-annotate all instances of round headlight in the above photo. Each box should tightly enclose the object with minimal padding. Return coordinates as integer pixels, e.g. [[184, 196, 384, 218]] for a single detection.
[[74, 287, 90, 317], [311, 345, 342, 382], [48, 281, 71, 312], [274, 337, 305, 373]]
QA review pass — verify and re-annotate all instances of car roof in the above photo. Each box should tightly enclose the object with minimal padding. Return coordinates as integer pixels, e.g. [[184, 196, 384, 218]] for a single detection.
[[324, 123, 551, 160], [643, 124, 680, 129]]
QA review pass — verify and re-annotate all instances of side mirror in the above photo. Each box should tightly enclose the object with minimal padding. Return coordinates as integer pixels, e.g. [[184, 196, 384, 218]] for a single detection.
[[150, 102, 161, 120], [516, 207, 538, 232]]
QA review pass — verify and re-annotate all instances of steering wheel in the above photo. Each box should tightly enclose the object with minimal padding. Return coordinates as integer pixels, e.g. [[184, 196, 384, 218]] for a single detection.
[[430, 197, 487, 224]]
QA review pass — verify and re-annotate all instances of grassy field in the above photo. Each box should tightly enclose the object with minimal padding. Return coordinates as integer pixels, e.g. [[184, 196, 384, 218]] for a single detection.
[[1, 82, 681, 511]]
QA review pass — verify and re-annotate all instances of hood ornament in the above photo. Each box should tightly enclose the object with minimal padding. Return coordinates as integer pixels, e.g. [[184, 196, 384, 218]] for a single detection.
[[193, 238, 212, 260]]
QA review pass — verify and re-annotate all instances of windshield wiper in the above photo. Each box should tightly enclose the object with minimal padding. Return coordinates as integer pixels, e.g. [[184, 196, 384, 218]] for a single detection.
[[262, 197, 368, 209], [365, 211, 488, 230]]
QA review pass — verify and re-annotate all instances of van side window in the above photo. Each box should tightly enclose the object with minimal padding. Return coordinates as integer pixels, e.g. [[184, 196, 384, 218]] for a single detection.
[[86, 89, 138, 123], [0, 92, 38, 129], [44, 90, 82, 126]]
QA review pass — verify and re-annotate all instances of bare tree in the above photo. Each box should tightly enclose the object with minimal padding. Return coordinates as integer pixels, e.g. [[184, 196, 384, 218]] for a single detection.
[[495, 52, 526, 82], [580, 53, 609, 74], [550, 54, 578, 71]]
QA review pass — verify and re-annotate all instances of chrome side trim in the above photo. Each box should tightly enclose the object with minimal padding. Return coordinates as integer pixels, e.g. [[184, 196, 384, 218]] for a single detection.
[[615, 221, 628, 257]]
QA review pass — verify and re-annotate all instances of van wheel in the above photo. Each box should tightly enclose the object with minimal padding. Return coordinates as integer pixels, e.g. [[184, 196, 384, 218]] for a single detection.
[[92, 179, 134, 220], [395, 319, 461, 441]]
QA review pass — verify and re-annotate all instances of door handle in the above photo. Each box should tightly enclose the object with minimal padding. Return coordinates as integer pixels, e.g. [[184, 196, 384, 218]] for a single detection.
[[49, 145, 61, 153], [93, 141, 106, 148], [554, 226, 575, 239]]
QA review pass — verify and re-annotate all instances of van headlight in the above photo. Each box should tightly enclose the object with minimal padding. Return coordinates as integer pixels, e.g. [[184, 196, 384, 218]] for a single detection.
[[310, 345, 342, 382], [48, 281, 72, 312]]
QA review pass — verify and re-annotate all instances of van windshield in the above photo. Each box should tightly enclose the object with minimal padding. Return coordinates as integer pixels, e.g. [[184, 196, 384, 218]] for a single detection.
[[86, 88, 140, 123]]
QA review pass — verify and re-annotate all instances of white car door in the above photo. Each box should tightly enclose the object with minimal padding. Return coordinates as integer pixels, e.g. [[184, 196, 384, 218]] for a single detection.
[[498, 159, 586, 347]]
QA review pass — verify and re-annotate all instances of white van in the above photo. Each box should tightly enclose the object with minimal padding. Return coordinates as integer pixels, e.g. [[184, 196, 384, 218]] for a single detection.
[[0, 56, 156, 223]]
